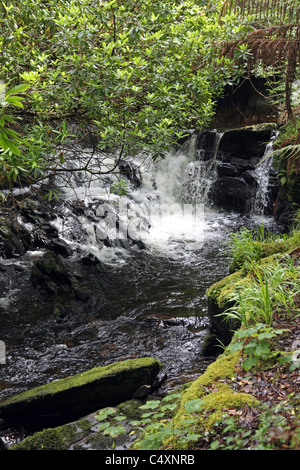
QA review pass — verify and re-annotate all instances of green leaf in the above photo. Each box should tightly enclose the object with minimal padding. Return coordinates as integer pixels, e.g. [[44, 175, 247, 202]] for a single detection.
[[243, 357, 257, 371], [104, 425, 126, 438], [227, 342, 243, 354], [96, 407, 116, 421], [6, 84, 30, 96], [98, 422, 110, 432], [162, 392, 181, 402], [161, 403, 177, 412], [114, 415, 127, 422], [0, 115, 15, 127], [141, 412, 154, 418], [139, 400, 161, 410], [129, 420, 143, 427], [5, 96, 25, 108], [184, 399, 203, 413], [254, 340, 270, 357]]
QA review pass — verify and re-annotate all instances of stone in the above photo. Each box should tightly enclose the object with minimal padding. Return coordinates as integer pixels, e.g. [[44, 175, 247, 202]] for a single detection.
[[243, 170, 258, 185], [208, 176, 254, 212], [30, 251, 74, 297], [133, 384, 151, 399], [211, 77, 278, 128], [118, 160, 142, 188], [195, 131, 218, 161], [0, 357, 163, 423], [0, 222, 31, 258], [9, 398, 145, 451], [216, 162, 239, 177], [218, 125, 274, 162]]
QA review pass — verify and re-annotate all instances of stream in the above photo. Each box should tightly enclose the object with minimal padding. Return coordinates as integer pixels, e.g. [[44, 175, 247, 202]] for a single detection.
[[0, 130, 281, 443]]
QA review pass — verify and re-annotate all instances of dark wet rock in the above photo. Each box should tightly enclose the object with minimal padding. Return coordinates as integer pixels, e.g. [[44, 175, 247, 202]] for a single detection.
[[217, 125, 275, 162], [243, 170, 259, 186], [133, 384, 151, 399], [208, 176, 255, 212], [9, 398, 146, 450], [118, 160, 142, 189], [47, 239, 72, 257], [217, 162, 239, 177], [201, 333, 220, 356], [195, 131, 219, 161], [30, 251, 73, 295], [211, 77, 278, 128], [195, 124, 280, 215], [230, 156, 258, 171], [0, 357, 163, 424], [0, 222, 31, 258]]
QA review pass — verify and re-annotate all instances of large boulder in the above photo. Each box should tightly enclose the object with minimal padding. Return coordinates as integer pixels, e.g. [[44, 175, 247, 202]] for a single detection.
[[208, 176, 255, 212], [204, 124, 279, 214], [218, 125, 274, 162], [0, 357, 163, 423]]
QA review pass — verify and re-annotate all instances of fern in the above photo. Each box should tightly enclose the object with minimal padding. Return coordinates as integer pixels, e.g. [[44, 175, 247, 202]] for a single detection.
[[219, 0, 300, 119]]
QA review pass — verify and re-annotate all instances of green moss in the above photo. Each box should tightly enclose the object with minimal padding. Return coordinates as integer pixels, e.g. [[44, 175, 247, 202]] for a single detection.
[[76, 418, 92, 433], [206, 250, 293, 312], [192, 385, 258, 432], [9, 398, 146, 451], [260, 232, 300, 258], [230, 230, 300, 273], [1, 357, 162, 407], [178, 352, 241, 406], [206, 269, 251, 310], [116, 399, 144, 421], [10, 423, 78, 450], [157, 351, 259, 449]]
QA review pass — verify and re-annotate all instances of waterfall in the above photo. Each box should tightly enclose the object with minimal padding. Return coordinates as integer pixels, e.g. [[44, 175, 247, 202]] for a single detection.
[[133, 134, 207, 254], [49, 127, 278, 264], [250, 131, 278, 216], [181, 131, 223, 205]]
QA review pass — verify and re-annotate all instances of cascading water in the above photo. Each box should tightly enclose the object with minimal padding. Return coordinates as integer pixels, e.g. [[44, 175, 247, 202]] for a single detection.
[[0, 127, 281, 444], [181, 131, 223, 206], [47, 127, 278, 261], [250, 131, 279, 216]]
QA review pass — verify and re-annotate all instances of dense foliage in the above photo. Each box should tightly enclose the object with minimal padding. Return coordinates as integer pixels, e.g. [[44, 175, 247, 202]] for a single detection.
[[0, 0, 299, 203], [0, 0, 253, 199]]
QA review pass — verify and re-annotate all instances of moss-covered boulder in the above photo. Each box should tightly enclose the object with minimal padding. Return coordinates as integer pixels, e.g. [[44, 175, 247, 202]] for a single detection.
[[0, 357, 162, 423], [9, 399, 144, 451], [205, 268, 250, 346], [205, 239, 300, 347]]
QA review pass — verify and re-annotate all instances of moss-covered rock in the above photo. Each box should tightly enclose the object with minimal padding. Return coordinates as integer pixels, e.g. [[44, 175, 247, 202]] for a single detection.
[[205, 235, 300, 347], [10, 398, 146, 451], [10, 422, 83, 450], [206, 269, 249, 311], [0, 357, 163, 423], [205, 269, 250, 345]]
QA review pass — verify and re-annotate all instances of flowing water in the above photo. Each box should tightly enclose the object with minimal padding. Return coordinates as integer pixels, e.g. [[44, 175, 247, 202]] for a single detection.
[[0, 131, 280, 441]]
